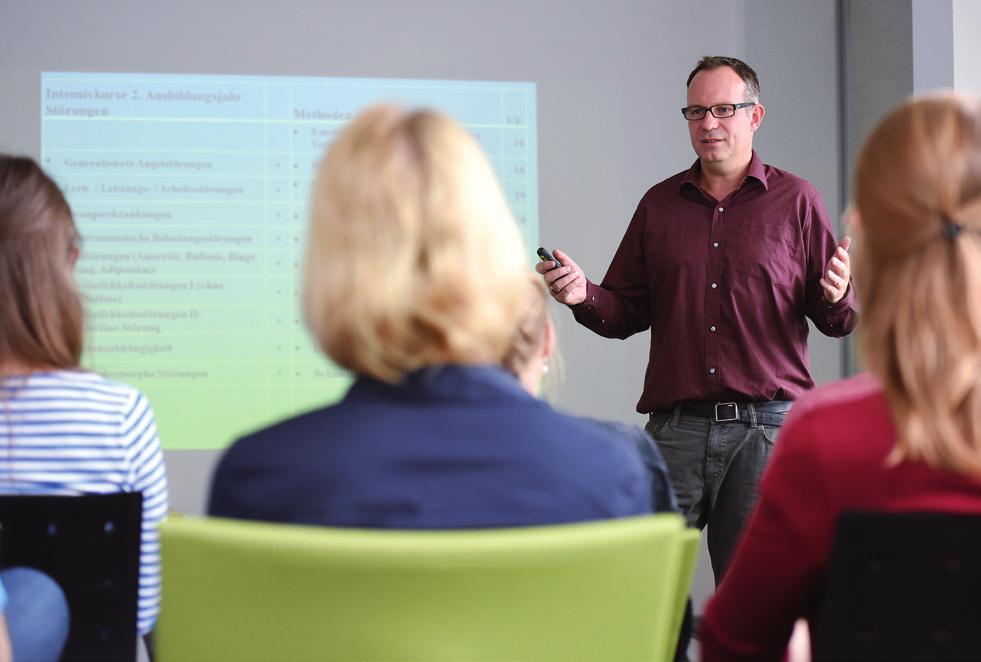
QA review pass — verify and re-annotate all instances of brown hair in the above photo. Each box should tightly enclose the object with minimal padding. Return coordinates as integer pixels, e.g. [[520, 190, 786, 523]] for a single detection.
[[303, 105, 529, 383], [686, 56, 761, 103], [854, 94, 981, 475], [0, 155, 83, 370]]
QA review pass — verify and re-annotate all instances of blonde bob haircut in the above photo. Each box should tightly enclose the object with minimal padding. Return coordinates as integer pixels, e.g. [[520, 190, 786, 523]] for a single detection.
[[854, 94, 981, 476], [303, 105, 530, 383], [0, 155, 83, 370]]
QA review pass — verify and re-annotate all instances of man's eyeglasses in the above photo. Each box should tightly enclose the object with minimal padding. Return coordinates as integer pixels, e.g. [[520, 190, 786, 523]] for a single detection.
[[681, 102, 755, 121]]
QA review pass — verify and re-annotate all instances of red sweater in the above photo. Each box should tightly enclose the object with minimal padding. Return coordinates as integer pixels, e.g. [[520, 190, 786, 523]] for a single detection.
[[702, 373, 981, 661]]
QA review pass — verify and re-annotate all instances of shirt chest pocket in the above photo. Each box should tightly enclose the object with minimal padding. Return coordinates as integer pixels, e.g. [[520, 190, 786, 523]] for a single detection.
[[725, 222, 801, 290]]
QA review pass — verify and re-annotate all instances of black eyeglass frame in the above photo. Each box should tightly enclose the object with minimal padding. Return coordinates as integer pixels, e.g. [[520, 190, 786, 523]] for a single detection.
[[681, 102, 756, 121]]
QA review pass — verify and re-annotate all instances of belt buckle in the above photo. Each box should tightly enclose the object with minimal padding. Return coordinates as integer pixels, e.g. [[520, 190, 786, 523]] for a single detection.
[[714, 402, 739, 422]]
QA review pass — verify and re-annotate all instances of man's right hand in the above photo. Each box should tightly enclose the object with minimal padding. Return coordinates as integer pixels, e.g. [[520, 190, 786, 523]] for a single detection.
[[534, 248, 587, 306]]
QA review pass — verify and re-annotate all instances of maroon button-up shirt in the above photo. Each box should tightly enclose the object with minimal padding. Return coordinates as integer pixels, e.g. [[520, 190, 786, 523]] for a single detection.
[[572, 151, 857, 413]]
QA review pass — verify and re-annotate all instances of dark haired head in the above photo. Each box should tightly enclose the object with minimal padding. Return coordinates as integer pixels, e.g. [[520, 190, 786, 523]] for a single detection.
[[686, 56, 761, 103]]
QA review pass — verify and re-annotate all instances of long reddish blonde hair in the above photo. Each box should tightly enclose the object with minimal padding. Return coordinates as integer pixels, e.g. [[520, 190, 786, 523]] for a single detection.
[[854, 94, 981, 475]]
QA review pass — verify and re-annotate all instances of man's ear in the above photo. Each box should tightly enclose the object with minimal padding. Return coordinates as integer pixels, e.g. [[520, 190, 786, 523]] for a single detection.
[[69, 244, 80, 267], [750, 103, 765, 132]]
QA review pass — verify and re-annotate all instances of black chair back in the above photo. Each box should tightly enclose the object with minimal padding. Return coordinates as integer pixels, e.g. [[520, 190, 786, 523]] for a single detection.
[[0, 492, 142, 662], [813, 511, 981, 662]]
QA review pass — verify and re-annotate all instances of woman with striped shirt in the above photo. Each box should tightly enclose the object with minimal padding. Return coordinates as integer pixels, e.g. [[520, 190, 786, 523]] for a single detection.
[[0, 155, 168, 639]]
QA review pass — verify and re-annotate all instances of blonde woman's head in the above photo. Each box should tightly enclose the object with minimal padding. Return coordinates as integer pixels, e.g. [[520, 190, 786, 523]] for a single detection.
[[303, 105, 529, 382], [853, 93, 981, 475]]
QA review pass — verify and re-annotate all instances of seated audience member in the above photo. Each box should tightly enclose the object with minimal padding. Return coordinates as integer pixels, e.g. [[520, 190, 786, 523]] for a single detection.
[[701, 93, 981, 660], [0, 568, 70, 661], [208, 105, 652, 527], [504, 273, 692, 660], [502, 274, 677, 514], [0, 156, 169, 637]]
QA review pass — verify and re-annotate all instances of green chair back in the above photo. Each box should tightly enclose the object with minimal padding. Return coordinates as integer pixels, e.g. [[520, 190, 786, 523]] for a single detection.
[[663, 528, 701, 661], [157, 513, 689, 662]]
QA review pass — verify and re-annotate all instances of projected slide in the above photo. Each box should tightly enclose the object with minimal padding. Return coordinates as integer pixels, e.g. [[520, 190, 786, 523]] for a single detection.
[[41, 72, 539, 450]]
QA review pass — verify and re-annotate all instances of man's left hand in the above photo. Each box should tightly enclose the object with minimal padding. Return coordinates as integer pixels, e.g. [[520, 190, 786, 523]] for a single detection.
[[820, 236, 851, 304]]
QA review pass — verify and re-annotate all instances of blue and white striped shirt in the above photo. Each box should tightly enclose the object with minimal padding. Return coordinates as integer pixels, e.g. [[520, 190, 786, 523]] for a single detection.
[[0, 370, 168, 635]]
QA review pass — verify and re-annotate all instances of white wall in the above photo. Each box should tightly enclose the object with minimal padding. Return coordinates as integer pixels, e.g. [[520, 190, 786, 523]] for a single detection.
[[953, 0, 981, 93], [0, 0, 845, 593], [912, 0, 955, 92], [9, 0, 828, 514], [0, 2, 848, 443], [910, 0, 981, 94], [0, 4, 846, 633]]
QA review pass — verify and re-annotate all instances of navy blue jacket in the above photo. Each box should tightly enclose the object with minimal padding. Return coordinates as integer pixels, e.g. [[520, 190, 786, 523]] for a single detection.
[[208, 365, 671, 528]]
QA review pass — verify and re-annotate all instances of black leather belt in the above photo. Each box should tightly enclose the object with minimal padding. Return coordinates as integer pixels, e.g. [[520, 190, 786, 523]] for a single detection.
[[653, 401, 792, 427]]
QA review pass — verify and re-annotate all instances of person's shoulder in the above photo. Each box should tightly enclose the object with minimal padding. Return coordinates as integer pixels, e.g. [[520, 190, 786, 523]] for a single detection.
[[229, 402, 341, 453], [27, 369, 144, 407], [760, 161, 821, 198], [541, 408, 630, 440], [518, 410, 651, 514], [539, 411, 647, 468], [643, 167, 692, 198], [791, 373, 884, 418], [211, 404, 338, 503], [579, 417, 649, 445], [210, 408, 322, 517], [781, 373, 892, 454]]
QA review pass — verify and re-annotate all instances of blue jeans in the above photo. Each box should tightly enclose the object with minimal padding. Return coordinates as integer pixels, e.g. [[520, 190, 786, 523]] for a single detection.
[[645, 407, 782, 585], [2, 567, 70, 662]]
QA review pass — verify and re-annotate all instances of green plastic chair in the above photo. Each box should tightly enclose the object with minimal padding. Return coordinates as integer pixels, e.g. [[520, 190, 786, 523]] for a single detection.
[[663, 527, 701, 661], [156, 513, 689, 662]]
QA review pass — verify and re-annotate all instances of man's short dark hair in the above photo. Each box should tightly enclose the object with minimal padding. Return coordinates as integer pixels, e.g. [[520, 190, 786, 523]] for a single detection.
[[686, 56, 761, 103]]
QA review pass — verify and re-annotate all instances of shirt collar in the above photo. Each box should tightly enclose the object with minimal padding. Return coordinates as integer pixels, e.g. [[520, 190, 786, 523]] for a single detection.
[[679, 149, 768, 192], [746, 150, 768, 189], [345, 364, 531, 405]]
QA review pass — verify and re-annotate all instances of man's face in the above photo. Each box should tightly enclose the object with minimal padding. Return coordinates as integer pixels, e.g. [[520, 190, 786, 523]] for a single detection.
[[686, 66, 763, 170]]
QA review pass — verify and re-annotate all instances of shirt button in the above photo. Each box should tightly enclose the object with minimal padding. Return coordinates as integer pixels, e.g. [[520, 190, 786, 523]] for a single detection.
[[601, 319, 605, 324], [710, 282, 717, 289], [712, 242, 719, 248], [709, 368, 716, 374], [718, 207, 724, 212], [710, 325, 717, 332]]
